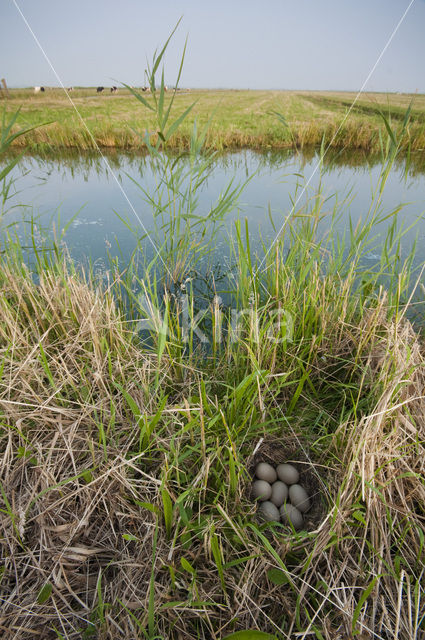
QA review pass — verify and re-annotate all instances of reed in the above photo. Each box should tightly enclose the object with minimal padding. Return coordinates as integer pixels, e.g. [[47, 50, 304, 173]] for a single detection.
[[0, 27, 424, 640]]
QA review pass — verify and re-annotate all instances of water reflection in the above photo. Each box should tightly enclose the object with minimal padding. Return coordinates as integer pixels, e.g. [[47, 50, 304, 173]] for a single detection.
[[7, 145, 425, 178], [1, 148, 424, 277]]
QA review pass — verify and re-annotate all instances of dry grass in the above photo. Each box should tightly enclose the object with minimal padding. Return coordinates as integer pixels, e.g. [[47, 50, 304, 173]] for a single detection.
[[301, 302, 425, 639], [0, 266, 161, 638], [0, 261, 424, 639]]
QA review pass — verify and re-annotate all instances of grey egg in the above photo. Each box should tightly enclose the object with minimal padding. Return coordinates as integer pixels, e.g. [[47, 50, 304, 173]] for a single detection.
[[255, 462, 277, 484], [270, 481, 289, 506], [288, 484, 311, 513], [258, 500, 280, 522], [279, 503, 304, 530], [251, 479, 272, 502], [276, 463, 299, 485]]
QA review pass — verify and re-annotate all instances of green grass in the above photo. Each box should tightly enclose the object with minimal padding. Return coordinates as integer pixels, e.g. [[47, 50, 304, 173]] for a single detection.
[[0, 28, 425, 640], [2, 86, 425, 152]]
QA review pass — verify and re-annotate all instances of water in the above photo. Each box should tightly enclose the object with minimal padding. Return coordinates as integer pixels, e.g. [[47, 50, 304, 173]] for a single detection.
[[2, 149, 425, 278]]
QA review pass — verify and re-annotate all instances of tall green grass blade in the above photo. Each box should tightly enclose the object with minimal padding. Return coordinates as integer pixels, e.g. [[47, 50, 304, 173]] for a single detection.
[[38, 342, 55, 389], [165, 101, 197, 142], [139, 395, 166, 451], [210, 526, 226, 594], [151, 18, 183, 77], [228, 446, 237, 497], [180, 556, 196, 576], [161, 487, 173, 540], [163, 35, 188, 124], [352, 575, 381, 633], [0, 155, 22, 182], [158, 68, 166, 132], [121, 83, 155, 112], [112, 381, 142, 425]]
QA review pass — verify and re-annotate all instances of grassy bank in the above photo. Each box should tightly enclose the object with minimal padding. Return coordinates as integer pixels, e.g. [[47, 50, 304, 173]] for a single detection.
[[1, 32, 425, 640], [3, 87, 425, 153], [0, 204, 424, 639]]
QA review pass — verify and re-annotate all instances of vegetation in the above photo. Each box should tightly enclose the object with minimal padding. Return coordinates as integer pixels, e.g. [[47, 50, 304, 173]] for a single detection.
[[0, 28, 424, 640], [2, 85, 425, 153]]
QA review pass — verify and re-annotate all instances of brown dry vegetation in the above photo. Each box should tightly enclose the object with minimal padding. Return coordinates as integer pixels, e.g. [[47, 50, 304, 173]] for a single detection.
[[0, 262, 424, 639]]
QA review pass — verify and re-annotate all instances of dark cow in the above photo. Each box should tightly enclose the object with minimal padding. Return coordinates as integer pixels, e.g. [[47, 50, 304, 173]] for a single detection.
[[96, 86, 104, 93], [110, 86, 118, 93]]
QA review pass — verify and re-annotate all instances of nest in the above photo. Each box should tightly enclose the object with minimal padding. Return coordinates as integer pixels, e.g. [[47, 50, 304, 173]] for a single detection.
[[246, 435, 328, 532]]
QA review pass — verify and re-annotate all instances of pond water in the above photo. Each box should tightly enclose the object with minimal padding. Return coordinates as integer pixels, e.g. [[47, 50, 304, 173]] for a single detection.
[[2, 149, 425, 281]]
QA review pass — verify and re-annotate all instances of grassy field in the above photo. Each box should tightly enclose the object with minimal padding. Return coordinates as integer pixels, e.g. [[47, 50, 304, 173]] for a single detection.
[[2, 86, 425, 152]]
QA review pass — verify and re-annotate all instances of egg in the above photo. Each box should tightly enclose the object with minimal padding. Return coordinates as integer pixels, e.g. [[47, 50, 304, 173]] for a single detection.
[[251, 479, 272, 502], [258, 500, 280, 522], [279, 503, 304, 530], [276, 463, 299, 485], [255, 462, 277, 484], [288, 484, 311, 513], [270, 481, 289, 506]]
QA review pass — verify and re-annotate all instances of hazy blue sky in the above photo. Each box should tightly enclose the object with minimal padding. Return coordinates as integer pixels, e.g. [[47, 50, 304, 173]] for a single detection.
[[1, 0, 424, 91]]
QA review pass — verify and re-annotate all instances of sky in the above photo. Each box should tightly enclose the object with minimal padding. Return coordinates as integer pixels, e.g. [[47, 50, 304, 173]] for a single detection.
[[1, 0, 424, 92]]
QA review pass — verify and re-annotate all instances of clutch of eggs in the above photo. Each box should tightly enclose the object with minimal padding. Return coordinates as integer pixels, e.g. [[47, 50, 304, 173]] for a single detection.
[[252, 461, 311, 530]]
